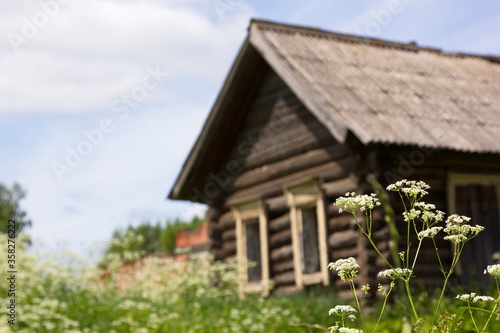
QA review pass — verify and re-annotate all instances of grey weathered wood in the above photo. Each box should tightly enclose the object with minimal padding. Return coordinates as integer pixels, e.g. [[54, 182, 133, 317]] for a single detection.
[[268, 213, 290, 233], [270, 244, 293, 262], [269, 228, 291, 249]]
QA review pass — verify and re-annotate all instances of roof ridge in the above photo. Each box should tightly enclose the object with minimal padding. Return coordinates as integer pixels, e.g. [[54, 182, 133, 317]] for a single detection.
[[250, 18, 500, 62]]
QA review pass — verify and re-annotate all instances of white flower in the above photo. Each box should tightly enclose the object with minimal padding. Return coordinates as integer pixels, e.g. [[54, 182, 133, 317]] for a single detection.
[[418, 227, 443, 240], [328, 257, 360, 282], [328, 305, 357, 317], [361, 284, 370, 294], [386, 180, 429, 198], [403, 209, 421, 222], [443, 214, 484, 244], [456, 293, 495, 303], [378, 268, 412, 280], [334, 193, 381, 214], [485, 264, 500, 277], [329, 326, 364, 333]]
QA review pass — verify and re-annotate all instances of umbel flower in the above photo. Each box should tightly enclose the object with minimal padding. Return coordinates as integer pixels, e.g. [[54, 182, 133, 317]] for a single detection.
[[443, 214, 484, 244], [334, 192, 381, 214], [484, 264, 500, 277], [386, 179, 430, 198], [456, 293, 495, 303], [328, 257, 360, 282], [378, 268, 412, 280]]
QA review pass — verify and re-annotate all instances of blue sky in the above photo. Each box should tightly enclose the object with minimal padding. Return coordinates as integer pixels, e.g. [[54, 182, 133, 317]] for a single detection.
[[1, 0, 499, 256]]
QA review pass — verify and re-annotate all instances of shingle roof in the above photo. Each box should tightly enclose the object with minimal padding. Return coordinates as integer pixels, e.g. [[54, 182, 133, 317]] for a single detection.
[[249, 20, 500, 153], [169, 19, 500, 201]]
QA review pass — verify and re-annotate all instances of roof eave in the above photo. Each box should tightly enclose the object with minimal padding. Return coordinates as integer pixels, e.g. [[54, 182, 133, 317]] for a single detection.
[[168, 37, 253, 201]]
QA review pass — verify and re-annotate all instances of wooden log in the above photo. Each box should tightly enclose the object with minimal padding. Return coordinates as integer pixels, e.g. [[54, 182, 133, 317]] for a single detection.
[[270, 244, 293, 262], [209, 238, 223, 250], [268, 213, 290, 233], [323, 176, 358, 199], [221, 228, 236, 242], [271, 259, 294, 275], [274, 271, 296, 286], [328, 214, 356, 232], [328, 230, 358, 249], [227, 159, 354, 205], [265, 196, 288, 213], [269, 229, 291, 249], [219, 211, 235, 230], [207, 221, 222, 239], [330, 247, 358, 261], [228, 145, 352, 192], [221, 240, 236, 257]]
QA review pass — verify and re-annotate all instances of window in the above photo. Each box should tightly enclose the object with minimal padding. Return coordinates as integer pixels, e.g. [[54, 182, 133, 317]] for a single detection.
[[448, 174, 500, 289], [285, 179, 329, 288], [232, 199, 270, 297]]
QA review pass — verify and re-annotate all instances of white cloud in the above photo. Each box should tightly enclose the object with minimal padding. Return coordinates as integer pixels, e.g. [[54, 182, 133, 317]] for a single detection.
[[0, 0, 255, 113]]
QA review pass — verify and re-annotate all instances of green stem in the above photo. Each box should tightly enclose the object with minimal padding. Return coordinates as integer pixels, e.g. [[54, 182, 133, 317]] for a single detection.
[[468, 304, 480, 332], [403, 279, 419, 320], [353, 215, 394, 270], [481, 278, 500, 331], [410, 239, 424, 272], [374, 283, 394, 332], [349, 280, 367, 332]]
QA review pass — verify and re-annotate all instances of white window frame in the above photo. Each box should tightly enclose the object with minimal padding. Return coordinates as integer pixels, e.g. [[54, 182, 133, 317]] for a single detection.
[[285, 179, 329, 288], [231, 199, 270, 298]]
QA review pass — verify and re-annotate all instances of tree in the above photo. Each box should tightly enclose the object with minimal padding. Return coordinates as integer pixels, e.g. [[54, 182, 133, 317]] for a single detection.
[[0, 183, 31, 235], [103, 215, 205, 262]]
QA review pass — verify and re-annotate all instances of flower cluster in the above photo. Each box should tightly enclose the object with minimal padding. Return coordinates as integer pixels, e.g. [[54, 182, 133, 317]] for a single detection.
[[443, 214, 484, 244], [417, 226, 443, 240], [456, 293, 495, 303], [329, 305, 357, 319], [334, 193, 381, 214], [328, 257, 360, 282], [378, 268, 412, 280], [386, 179, 430, 198], [329, 326, 364, 333], [485, 264, 500, 277]]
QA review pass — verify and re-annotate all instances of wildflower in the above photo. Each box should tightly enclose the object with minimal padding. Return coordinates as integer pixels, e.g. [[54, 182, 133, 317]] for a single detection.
[[328, 257, 360, 282], [361, 284, 370, 295], [417, 227, 443, 240], [443, 214, 484, 243], [398, 251, 405, 262], [329, 305, 357, 317], [456, 293, 495, 303], [329, 326, 364, 333], [485, 264, 500, 277], [420, 209, 445, 225], [378, 268, 412, 280], [334, 193, 381, 214], [386, 180, 430, 198], [403, 208, 421, 222]]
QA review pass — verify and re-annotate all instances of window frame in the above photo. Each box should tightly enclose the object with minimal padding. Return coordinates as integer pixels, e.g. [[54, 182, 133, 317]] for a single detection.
[[285, 179, 330, 288], [447, 173, 500, 277], [231, 199, 270, 298]]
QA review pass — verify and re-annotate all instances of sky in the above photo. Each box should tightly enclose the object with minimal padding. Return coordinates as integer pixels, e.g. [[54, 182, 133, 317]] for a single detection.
[[1, 0, 499, 257]]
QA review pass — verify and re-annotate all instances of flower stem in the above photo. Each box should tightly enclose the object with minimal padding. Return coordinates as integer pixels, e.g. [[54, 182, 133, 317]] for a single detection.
[[403, 279, 419, 320]]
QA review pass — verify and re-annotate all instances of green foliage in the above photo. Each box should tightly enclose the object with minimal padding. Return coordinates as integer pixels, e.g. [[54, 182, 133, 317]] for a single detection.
[[102, 215, 205, 266], [0, 232, 337, 332], [0, 183, 31, 235], [329, 179, 500, 332]]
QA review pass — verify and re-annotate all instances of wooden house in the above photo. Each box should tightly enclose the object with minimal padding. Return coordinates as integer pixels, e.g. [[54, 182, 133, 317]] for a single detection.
[[168, 20, 500, 296]]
